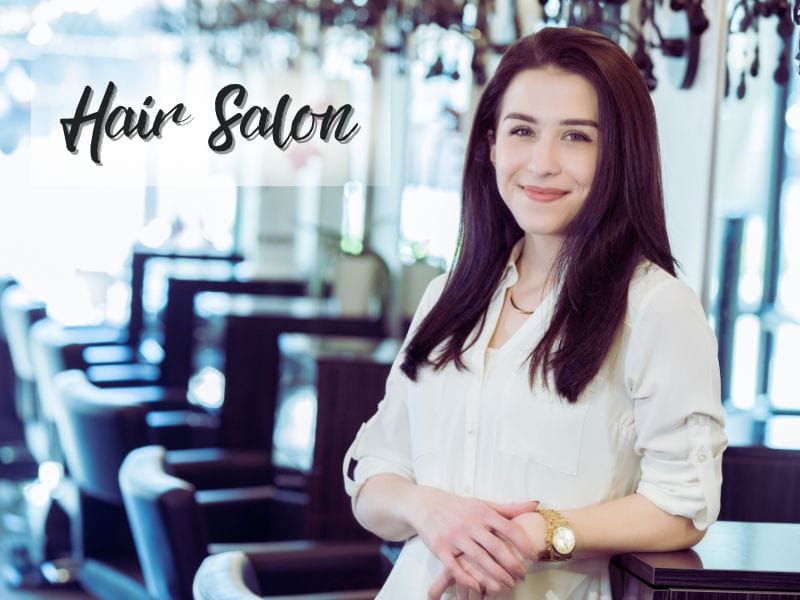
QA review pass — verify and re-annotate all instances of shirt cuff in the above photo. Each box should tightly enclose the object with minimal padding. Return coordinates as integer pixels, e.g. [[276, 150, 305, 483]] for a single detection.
[[342, 424, 415, 504], [636, 414, 725, 530]]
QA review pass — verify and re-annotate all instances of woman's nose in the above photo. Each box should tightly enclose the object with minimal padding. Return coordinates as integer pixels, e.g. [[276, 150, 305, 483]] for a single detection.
[[527, 137, 561, 177]]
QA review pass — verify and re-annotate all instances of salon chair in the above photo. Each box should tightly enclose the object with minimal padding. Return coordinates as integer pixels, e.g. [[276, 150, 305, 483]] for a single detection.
[[1, 285, 50, 466], [0, 278, 38, 482], [121, 445, 386, 600], [192, 550, 382, 600], [1, 286, 152, 462], [0, 278, 38, 588], [0, 313, 210, 589], [51, 369, 188, 599], [29, 319, 218, 451], [0, 284, 77, 588], [50, 370, 279, 600], [29, 317, 159, 391]]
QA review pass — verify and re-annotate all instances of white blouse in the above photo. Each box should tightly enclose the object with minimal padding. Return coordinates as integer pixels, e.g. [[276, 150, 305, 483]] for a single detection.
[[343, 244, 727, 600]]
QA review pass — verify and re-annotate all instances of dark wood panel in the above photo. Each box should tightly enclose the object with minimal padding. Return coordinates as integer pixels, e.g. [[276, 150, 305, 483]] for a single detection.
[[309, 347, 394, 540], [669, 591, 800, 599], [127, 247, 242, 350], [612, 521, 800, 594], [160, 277, 312, 387], [720, 446, 800, 523], [610, 561, 669, 599], [218, 304, 385, 454]]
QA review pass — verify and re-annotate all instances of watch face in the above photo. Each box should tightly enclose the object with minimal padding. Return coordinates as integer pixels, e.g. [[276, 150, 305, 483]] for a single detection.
[[552, 526, 576, 556]]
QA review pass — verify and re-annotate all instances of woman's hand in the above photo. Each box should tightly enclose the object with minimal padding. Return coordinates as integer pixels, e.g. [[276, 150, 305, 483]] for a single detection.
[[427, 510, 548, 599], [404, 486, 538, 598]]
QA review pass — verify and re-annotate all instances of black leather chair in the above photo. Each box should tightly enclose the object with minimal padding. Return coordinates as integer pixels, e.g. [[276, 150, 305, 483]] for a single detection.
[[192, 550, 381, 600], [1, 284, 50, 466], [27, 317, 160, 459], [30, 319, 218, 451], [51, 370, 278, 600], [0, 285, 149, 587], [120, 445, 386, 600], [1, 287, 150, 467], [0, 277, 37, 481], [0, 284, 218, 589], [52, 369, 194, 598]]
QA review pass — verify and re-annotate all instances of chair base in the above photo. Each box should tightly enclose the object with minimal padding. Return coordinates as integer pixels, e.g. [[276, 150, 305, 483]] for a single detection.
[[1, 544, 80, 590], [0, 443, 38, 481]]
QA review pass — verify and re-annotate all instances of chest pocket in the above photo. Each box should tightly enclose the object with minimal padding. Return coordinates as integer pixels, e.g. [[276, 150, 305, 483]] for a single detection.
[[406, 368, 443, 461], [497, 376, 596, 476]]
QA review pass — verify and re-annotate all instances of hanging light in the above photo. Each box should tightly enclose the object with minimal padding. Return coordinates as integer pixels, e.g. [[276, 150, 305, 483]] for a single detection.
[[534, 0, 710, 90], [168, 0, 800, 94], [725, 1, 800, 100]]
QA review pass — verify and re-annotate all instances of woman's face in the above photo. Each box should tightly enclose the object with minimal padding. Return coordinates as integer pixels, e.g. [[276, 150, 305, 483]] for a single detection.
[[490, 66, 599, 238]]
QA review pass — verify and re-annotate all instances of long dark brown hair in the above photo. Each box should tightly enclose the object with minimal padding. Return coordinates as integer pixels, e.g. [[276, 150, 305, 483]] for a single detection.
[[400, 27, 677, 403]]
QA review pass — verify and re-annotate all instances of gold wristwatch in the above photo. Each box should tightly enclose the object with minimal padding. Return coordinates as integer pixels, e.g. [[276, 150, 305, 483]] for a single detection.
[[537, 508, 576, 561]]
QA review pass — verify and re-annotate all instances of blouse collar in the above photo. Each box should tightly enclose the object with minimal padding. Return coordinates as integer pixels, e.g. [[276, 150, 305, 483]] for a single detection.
[[501, 238, 526, 288]]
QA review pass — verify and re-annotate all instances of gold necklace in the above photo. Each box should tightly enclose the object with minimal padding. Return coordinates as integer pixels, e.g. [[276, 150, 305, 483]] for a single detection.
[[508, 290, 534, 315]]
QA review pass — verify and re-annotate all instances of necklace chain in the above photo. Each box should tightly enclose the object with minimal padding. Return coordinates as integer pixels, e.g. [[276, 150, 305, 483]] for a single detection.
[[508, 290, 534, 315]]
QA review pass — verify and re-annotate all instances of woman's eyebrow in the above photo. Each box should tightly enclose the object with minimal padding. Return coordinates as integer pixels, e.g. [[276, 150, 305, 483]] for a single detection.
[[503, 112, 598, 128]]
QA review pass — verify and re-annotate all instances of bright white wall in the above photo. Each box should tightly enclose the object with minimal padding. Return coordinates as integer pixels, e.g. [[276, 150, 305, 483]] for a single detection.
[[650, 1, 727, 307]]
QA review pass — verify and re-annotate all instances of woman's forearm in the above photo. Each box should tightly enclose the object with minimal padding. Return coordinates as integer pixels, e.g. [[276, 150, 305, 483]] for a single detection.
[[521, 493, 706, 560], [356, 474, 544, 596], [353, 473, 420, 541]]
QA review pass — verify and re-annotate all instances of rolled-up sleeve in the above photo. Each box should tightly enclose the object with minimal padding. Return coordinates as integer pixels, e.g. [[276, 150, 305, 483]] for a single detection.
[[625, 277, 727, 530], [342, 274, 447, 502]]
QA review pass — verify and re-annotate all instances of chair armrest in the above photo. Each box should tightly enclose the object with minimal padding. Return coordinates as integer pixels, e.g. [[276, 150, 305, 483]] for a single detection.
[[193, 551, 261, 600], [146, 410, 220, 449], [78, 384, 191, 411], [165, 448, 274, 489], [81, 343, 136, 365], [205, 541, 387, 596], [194, 549, 382, 600], [197, 486, 309, 543], [272, 466, 308, 493], [86, 363, 160, 387]]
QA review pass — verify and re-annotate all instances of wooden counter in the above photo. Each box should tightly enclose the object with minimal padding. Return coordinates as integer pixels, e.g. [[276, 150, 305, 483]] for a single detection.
[[611, 520, 800, 598]]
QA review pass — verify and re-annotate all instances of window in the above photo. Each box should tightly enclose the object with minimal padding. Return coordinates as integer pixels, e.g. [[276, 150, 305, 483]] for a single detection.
[[711, 23, 800, 446]]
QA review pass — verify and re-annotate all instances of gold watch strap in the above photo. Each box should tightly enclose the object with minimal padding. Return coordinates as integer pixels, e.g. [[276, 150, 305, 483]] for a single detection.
[[537, 508, 573, 561]]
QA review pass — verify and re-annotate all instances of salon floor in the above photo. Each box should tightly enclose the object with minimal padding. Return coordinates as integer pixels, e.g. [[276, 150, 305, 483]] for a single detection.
[[0, 481, 91, 600]]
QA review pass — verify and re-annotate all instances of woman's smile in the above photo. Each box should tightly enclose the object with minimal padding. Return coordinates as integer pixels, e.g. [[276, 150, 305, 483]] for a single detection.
[[520, 185, 569, 203]]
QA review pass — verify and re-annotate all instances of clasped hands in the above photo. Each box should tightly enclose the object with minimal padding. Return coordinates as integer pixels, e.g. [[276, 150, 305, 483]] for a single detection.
[[408, 486, 546, 599]]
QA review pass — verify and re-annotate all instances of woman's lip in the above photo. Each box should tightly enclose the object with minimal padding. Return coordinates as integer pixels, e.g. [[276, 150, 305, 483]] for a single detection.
[[521, 186, 568, 202]]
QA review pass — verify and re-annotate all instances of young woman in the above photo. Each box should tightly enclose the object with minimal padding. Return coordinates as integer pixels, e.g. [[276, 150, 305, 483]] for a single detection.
[[343, 27, 726, 599]]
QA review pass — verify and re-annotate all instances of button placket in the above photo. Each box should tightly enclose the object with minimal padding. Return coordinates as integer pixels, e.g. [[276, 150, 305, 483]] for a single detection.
[[461, 384, 480, 497]]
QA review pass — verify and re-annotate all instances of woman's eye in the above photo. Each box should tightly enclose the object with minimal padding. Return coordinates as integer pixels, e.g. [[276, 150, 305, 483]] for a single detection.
[[510, 126, 533, 137], [564, 131, 592, 142]]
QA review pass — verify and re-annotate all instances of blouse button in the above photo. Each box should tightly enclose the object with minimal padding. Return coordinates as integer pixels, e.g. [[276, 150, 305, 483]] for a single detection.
[[463, 484, 471, 494], [695, 451, 708, 463], [466, 426, 474, 435]]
